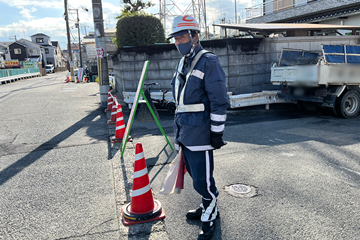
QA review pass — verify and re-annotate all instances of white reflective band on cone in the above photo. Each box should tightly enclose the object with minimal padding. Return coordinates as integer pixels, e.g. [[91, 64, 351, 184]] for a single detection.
[[135, 152, 144, 161], [133, 167, 148, 179], [132, 184, 151, 197], [116, 125, 125, 130], [116, 117, 124, 121]]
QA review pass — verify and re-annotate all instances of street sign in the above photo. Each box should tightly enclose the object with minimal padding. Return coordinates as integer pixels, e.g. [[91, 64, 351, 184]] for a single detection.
[[96, 46, 104, 58]]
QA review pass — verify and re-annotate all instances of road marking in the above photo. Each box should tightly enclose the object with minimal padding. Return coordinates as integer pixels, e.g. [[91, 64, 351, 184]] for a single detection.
[[281, 153, 294, 157], [275, 138, 285, 142], [60, 87, 77, 92]]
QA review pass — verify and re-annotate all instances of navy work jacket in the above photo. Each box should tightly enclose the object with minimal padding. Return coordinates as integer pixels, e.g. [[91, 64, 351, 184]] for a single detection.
[[172, 45, 229, 151]]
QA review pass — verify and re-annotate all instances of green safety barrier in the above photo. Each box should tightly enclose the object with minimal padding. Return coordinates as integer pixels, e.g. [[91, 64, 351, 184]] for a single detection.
[[0, 67, 40, 78]]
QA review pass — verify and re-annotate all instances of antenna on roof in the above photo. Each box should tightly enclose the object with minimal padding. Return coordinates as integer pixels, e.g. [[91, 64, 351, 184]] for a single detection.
[[9, 35, 17, 41]]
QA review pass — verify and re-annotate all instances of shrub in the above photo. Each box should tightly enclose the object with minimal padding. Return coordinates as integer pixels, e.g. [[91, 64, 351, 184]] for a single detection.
[[116, 13, 165, 48]]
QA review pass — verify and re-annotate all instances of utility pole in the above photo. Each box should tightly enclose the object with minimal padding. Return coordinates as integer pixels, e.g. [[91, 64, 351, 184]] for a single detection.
[[76, 9, 83, 68], [91, 0, 109, 108], [64, 0, 74, 81]]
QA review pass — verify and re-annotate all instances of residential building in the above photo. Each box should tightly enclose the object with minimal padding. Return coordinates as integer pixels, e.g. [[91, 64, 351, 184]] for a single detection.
[[246, 0, 360, 36], [30, 33, 58, 67], [51, 41, 66, 68], [84, 27, 117, 71], [18, 38, 46, 64], [9, 42, 28, 61], [0, 42, 12, 60]]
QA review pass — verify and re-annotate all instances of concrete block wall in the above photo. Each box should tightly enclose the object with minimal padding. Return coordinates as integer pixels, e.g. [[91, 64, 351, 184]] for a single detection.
[[112, 35, 360, 98]]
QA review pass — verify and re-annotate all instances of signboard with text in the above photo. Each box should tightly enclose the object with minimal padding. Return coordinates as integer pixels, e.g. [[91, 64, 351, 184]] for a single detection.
[[96, 46, 104, 59], [5, 60, 19, 67]]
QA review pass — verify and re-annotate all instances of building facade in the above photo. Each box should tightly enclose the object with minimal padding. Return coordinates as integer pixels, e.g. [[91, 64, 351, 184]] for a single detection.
[[9, 42, 28, 61], [30, 33, 58, 67], [246, 0, 360, 35]]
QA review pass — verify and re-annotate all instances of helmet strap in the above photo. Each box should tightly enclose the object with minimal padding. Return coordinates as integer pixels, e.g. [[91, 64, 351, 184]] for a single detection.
[[185, 30, 199, 58]]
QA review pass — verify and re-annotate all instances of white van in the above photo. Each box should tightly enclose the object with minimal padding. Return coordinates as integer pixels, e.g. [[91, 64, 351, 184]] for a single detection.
[[45, 64, 54, 73]]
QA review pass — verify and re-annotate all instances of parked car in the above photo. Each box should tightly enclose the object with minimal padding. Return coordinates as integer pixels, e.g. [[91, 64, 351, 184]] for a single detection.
[[45, 64, 54, 73]]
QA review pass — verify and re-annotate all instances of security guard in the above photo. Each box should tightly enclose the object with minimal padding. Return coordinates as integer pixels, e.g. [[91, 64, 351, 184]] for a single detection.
[[168, 15, 229, 240]]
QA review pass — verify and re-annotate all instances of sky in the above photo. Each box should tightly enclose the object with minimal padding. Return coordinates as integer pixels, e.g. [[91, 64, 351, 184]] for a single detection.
[[0, 0, 260, 50]]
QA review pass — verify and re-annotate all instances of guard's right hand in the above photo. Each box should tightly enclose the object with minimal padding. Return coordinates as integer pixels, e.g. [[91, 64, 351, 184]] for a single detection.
[[210, 132, 227, 149]]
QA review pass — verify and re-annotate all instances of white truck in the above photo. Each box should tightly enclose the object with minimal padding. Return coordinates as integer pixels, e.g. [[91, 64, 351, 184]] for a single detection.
[[271, 44, 360, 118]]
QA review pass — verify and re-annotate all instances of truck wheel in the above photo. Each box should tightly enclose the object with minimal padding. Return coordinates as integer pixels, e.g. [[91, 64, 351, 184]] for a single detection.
[[298, 101, 319, 113], [335, 90, 360, 118]]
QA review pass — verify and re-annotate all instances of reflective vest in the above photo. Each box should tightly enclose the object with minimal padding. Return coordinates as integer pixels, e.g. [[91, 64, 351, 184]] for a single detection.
[[174, 50, 209, 113]]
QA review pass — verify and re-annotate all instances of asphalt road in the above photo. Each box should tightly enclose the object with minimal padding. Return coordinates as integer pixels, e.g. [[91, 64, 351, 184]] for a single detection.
[[1, 72, 360, 239]]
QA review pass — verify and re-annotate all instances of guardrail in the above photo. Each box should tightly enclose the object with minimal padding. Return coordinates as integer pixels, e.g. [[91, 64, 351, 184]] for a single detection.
[[0, 68, 41, 85], [0, 67, 40, 78]]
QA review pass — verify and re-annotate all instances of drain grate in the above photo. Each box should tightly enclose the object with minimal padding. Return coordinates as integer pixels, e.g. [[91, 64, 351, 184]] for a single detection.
[[224, 183, 258, 198]]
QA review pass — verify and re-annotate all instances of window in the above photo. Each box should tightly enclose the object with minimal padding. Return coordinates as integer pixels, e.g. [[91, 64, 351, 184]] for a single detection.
[[14, 48, 21, 54], [45, 48, 49, 54], [36, 38, 44, 43]]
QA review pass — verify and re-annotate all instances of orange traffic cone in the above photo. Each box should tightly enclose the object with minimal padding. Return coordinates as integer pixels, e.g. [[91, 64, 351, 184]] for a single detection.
[[66, 72, 70, 83], [76, 76, 80, 83], [105, 89, 113, 112], [110, 103, 126, 143], [107, 95, 117, 124], [122, 143, 165, 225]]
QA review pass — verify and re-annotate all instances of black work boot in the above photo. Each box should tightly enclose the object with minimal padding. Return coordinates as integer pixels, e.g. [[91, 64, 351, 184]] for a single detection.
[[187, 205, 220, 220], [186, 205, 204, 220], [198, 221, 215, 240]]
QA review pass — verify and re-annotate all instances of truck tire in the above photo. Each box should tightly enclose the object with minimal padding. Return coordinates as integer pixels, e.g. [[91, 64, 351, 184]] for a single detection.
[[298, 101, 319, 113], [334, 90, 360, 118]]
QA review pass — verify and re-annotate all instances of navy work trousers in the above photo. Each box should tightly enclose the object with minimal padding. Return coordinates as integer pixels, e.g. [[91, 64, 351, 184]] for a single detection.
[[181, 145, 219, 209]]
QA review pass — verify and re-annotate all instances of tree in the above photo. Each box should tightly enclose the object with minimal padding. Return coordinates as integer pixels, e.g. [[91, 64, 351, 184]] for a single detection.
[[123, 0, 154, 13], [116, 12, 166, 48], [116, 0, 154, 19]]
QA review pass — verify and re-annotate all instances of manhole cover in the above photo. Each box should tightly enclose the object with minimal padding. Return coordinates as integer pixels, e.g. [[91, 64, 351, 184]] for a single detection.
[[224, 183, 258, 198], [229, 184, 251, 194]]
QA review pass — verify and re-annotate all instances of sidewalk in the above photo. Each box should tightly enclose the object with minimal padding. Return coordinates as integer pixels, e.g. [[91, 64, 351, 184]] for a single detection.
[[0, 73, 120, 239]]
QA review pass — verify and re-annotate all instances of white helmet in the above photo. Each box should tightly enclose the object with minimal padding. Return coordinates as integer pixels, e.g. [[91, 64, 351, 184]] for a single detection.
[[168, 15, 200, 39]]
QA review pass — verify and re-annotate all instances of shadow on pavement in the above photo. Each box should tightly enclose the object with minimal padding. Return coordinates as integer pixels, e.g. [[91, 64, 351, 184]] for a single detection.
[[0, 107, 104, 186]]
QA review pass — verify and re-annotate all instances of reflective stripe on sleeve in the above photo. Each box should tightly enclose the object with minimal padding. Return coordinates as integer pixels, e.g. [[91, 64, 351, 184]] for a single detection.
[[211, 124, 225, 132], [210, 113, 226, 122]]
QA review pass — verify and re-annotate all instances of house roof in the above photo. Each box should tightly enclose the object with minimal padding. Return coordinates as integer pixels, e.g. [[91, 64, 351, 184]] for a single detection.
[[0, 41, 13, 47], [9, 41, 28, 48], [18, 38, 44, 48], [30, 33, 50, 38], [213, 23, 360, 34]]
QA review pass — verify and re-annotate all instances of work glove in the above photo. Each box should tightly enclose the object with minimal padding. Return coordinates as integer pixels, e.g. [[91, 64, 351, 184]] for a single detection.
[[210, 132, 227, 149]]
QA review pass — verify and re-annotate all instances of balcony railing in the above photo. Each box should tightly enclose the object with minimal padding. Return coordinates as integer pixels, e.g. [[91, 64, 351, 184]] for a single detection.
[[246, 0, 318, 20]]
